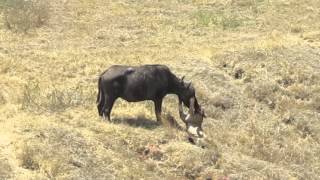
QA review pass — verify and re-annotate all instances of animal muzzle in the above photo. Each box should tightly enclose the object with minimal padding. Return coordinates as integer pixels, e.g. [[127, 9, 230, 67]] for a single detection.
[[186, 125, 205, 138]]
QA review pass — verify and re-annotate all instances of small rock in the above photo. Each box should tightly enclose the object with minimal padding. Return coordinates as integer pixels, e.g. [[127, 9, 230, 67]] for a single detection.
[[70, 160, 83, 168]]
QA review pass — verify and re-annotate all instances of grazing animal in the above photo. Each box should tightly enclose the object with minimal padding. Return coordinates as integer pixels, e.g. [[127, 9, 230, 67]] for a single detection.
[[97, 64, 202, 123]]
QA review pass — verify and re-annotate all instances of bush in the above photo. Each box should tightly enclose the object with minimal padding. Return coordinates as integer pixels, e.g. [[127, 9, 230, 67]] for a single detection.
[[3, 0, 50, 33], [19, 144, 41, 171]]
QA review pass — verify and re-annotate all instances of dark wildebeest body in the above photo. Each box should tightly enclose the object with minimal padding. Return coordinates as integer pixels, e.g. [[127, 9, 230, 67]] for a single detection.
[[97, 65, 201, 122]]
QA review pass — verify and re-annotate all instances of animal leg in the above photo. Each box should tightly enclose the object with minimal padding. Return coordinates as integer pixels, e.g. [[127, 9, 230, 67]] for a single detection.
[[97, 91, 104, 116], [102, 95, 116, 121], [154, 98, 163, 123], [97, 77, 104, 116]]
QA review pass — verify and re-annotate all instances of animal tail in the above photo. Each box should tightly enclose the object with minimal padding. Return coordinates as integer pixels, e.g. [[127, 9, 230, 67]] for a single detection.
[[96, 76, 103, 116]]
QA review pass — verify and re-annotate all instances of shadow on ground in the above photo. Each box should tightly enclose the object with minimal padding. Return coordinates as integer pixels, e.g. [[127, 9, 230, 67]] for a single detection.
[[112, 116, 160, 130], [112, 115, 185, 131]]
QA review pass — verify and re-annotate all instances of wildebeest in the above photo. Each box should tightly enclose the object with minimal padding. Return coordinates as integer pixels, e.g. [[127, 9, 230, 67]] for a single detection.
[[96, 64, 204, 125]]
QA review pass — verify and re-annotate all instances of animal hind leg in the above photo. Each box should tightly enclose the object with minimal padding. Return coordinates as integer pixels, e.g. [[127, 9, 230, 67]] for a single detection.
[[102, 95, 116, 121], [97, 77, 104, 116], [97, 91, 104, 116]]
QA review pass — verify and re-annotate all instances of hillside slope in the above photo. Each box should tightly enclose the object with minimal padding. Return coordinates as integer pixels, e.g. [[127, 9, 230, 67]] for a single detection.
[[1, 0, 320, 179]]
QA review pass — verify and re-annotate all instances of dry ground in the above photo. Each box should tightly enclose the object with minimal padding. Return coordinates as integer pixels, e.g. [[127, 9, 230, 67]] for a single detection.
[[1, 0, 320, 179]]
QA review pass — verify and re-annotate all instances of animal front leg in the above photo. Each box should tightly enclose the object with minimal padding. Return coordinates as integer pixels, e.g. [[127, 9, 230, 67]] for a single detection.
[[154, 98, 163, 123]]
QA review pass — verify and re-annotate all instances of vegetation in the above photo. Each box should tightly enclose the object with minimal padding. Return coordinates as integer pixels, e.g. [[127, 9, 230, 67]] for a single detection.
[[2, 0, 50, 33], [0, 0, 320, 179]]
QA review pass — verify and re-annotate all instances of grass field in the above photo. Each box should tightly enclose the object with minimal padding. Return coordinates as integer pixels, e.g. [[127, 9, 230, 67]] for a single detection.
[[1, 0, 320, 179]]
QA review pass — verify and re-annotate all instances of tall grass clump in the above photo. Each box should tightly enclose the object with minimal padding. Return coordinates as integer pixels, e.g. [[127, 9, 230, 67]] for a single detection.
[[2, 0, 50, 33], [21, 81, 95, 113]]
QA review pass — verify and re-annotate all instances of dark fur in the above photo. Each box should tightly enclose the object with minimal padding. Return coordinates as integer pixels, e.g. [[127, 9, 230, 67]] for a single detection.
[[97, 64, 200, 122]]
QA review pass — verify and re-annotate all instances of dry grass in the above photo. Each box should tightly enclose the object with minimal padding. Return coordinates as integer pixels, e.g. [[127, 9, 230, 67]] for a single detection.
[[2, 0, 50, 33], [1, 0, 320, 179]]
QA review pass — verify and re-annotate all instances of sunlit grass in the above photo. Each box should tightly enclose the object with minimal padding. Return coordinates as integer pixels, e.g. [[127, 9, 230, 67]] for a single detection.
[[0, 0, 320, 179]]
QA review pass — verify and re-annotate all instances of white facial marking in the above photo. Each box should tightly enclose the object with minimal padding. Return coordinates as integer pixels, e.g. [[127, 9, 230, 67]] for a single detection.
[[185, 114, 191, 121], [187, 125, 205, 138], [187, 125, 199, 136], [199, 131, 203, 136]]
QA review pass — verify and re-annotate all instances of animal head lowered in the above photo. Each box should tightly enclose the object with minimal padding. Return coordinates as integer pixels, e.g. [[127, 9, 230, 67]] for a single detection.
[[179, 97, 206, 138]]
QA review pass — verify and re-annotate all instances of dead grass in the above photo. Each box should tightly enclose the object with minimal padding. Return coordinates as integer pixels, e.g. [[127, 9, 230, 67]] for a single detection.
[[21, 80, 95, 113], [0, 157, 12, 179], [0, 0, 320, 179]]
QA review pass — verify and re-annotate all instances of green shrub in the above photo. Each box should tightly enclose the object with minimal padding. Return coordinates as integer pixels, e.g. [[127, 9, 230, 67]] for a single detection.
[[194, 11, 218, 27], [193, 10, 243, 29], [221, 15, 242, 30]]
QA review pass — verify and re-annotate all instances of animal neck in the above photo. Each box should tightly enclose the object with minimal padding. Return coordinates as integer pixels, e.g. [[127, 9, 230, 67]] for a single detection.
[[168, 74, 184, 96], [168, 73, 201, 112], [193, 97, 201, 113]]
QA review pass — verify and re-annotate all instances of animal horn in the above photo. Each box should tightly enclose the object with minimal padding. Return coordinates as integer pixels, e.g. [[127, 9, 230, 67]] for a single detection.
[[189, 97, 195, 115], [187, 82, 192, 89], [181, 76, 185, 83], [201, 108, 207, 118]]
